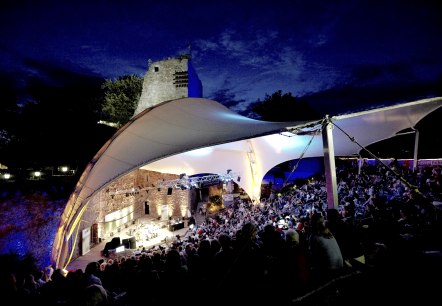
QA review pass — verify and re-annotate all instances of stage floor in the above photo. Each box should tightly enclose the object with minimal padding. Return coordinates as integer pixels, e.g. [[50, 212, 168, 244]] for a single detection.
[[65, 216, 190, 272]]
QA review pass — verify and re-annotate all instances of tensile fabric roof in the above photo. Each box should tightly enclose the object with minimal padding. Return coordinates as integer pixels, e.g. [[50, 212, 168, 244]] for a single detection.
[[52, 96, 442, 268]]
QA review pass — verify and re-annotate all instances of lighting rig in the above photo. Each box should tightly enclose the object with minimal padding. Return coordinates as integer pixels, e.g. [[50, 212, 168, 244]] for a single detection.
[[108, 170, 240, 196]]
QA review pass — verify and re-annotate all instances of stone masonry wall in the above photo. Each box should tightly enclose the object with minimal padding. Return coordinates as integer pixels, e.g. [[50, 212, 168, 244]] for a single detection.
[[75, 169, 197, 259], [134, 57, 189, 115]]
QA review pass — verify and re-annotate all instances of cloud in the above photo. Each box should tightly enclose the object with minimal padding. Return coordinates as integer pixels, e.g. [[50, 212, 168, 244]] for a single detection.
[[299, 81, 440, 116], [208, 88, 246, 111], [193, 28, 338, 112]]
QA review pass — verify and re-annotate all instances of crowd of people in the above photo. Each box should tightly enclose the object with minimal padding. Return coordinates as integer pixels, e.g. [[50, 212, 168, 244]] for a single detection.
[[1, 159, 442, 305]]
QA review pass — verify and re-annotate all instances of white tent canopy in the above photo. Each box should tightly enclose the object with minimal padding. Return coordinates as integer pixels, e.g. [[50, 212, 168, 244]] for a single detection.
[[52, 96, 442, 268]]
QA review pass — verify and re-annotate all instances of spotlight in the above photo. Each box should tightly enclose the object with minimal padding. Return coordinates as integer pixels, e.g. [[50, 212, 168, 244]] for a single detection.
[[227, 169, 232, 174]]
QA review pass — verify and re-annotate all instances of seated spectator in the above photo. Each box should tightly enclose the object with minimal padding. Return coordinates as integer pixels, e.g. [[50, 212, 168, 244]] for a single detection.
[[81, 284, 110, 306], [279, 229, 311, 299], [84, 262, 103, 287], [308, 212, 344, 284], [326, 208, 366, 269]]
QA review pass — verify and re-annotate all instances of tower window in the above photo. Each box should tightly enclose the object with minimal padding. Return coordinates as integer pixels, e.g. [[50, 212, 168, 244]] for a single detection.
[[154, 67, 159, 72]]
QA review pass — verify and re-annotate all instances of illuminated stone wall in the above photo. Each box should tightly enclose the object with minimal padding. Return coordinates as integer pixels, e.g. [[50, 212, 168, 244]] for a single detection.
[[134, 55, 202, 116], [76, 169, 195, 257]]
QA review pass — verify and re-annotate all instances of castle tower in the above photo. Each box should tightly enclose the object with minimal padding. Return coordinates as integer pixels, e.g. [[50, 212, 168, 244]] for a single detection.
[[133, 55, 203, 116]]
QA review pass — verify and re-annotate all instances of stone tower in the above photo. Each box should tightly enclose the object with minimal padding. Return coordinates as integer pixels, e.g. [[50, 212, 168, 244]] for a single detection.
[[133, 54, 203, 116]]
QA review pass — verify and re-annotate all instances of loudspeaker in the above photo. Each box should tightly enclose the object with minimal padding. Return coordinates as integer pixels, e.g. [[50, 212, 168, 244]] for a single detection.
[[129, 236, 136, 249], [167, 187, 173, 195], [122, 238, 130, 249], [144, 202, 150, 214]]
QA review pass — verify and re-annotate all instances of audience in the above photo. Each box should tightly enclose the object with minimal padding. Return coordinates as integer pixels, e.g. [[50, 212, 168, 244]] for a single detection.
[[1, 159, 442, 305]]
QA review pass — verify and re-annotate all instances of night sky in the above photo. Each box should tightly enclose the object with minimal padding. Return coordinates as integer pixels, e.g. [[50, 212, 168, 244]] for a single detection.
[[0, 0, 442, 167], [1, 0, 441, 116], [1, 0, 442, 268]]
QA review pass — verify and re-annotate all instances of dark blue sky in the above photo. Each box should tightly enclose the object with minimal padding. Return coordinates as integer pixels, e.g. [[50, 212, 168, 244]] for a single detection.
[[1, 0, 441, 115]]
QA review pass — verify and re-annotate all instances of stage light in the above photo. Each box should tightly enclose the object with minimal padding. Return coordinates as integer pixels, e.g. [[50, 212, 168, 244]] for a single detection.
[[115, 245, 125, 253], [32, 171, 42, 180]]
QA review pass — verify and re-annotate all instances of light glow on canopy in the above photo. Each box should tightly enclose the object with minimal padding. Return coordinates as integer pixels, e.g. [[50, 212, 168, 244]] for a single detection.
[[262, 134, 307, 153], [220, 112, 258, 121], [183, 147, 214, 157]]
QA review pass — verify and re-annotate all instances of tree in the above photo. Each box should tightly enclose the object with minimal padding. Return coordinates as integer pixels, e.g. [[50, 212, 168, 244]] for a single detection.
[[101, 74, 143, 127], [0, 75, 109, 168], [0, 78, 22, 153], [250, 90, 323, 122]]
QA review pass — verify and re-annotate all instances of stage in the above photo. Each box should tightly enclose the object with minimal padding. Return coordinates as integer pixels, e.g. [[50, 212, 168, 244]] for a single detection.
[[66, 216, 190, 272]]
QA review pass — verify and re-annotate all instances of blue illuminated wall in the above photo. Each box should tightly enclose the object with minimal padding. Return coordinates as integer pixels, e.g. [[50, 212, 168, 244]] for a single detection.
[[263, 157, 324, 190], [0, 199, 64, 269], [187, 60, 203, 98], [285, 157, 324, 180]]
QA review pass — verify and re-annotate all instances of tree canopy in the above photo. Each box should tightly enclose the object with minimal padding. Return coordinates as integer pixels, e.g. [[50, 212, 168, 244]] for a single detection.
[[101, 74, 143, 127], [0, 76, 108, 168], [250, 90, 323, 122]]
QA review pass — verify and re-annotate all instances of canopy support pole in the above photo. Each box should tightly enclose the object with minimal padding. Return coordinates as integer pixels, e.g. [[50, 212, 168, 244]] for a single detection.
[[413, 128, 419, 171], [322, 115, 339, 209]]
